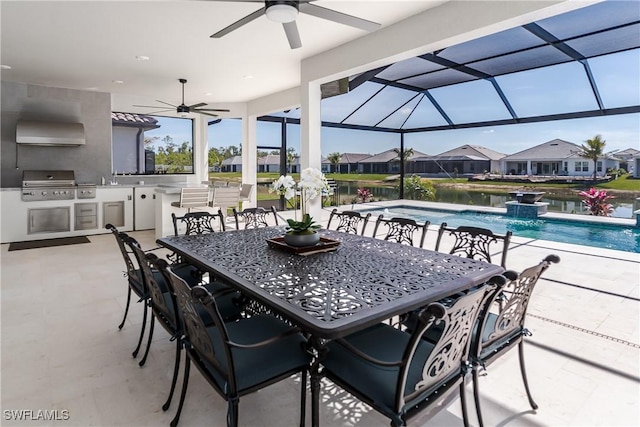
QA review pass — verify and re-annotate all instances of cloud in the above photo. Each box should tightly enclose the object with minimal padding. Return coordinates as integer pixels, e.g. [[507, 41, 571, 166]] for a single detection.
[[482, 129, 495, 134]]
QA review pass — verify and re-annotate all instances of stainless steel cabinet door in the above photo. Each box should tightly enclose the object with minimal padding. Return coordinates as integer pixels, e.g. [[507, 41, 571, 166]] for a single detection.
[[103, 201, 125, 228], [28, 207, 71, 234]]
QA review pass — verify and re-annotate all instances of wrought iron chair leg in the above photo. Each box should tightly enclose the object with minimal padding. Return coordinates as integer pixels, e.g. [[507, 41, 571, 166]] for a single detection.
[[138, 313, 155, 367], [170, 357, 191, 427], [472, 366, 485, 427], [459, 381, 470, 427], [519, 342, 538, 410], [310, 369, 321, 427], [162, 337, 182, 411], [118, 287, 132, 330], [227, 398, 239, 427], [132, 301, 148, 358], [299, 370, 307, 427]]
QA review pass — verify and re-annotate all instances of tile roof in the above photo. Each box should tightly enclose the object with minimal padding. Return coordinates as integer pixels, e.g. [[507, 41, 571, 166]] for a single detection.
[[433, 144, 505, 160], [111, 112, 160, 129], [358, 148, 428, 163]]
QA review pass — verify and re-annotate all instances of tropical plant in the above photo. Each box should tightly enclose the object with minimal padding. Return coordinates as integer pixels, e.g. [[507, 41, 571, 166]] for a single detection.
[[285, 214, 321, 235], [579, 187, 614, 216], [327, 152, 341, 173], [577, 134, 606, 181], [399, 175, 436, 201], [356, 187, 372, 203], [286, 147, 297, 173]]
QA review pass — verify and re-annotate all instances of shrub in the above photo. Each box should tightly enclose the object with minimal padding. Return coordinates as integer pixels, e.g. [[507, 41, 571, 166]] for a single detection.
[[356, 187, 372, 203], [398, 175, 436, 201], [579, 187, 614, 216]]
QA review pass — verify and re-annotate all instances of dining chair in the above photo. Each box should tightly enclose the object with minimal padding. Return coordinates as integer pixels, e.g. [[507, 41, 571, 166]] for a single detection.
[[232, 206, 278, 229], [326, 208, 371, 235], [316, 277, 504, 427], [471, 254, 560, 427], [125, 248, 243, 412], [165, 269, 311, 427], [171, 209, 225, 236], [106, 223, 147, 357], [372, 215, 430, 248], [170, 187, 210, 212], [435, 223, 512, 268], [106, 225, 201, 361]]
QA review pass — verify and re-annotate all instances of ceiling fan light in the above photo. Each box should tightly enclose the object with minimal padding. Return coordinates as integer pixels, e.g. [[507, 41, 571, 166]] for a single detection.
[[265, 4, 298, 23]]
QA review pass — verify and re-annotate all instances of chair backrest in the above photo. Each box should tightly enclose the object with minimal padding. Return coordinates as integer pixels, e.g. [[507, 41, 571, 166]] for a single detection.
[[239, 183, 254, 201], [125, 236, 176, 327], [172, 210, 225, 236], [474, 255, 560, 359], [176, 187, 210, 210], [212, 180, 228, 187], [106, 224, 141, 287], [435, 223, 512, 267], [326, 209, 371, 235], [372, 215, 430, 248], [211, 186, 241, 210], [398, 279, 501, 410], [232, 206, 278, 229], [163, 267, 236, 390]]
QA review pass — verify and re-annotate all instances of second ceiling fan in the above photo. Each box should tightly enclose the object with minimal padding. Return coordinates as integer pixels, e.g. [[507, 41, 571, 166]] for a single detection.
[[134, 79, 230, 118], [210, 0, 381, 49]]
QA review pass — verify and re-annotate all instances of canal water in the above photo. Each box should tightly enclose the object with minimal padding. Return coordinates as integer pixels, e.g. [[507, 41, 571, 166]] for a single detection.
[[333, 182, 639, 219]]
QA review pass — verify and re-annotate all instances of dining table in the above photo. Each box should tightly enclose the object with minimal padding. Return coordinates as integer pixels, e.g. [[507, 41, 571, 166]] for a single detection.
[[157, 226, 505, 426]]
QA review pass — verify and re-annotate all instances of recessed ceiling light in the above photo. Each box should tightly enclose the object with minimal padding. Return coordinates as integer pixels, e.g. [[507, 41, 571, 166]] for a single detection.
[[1, 64, 12, 70], [204, 92, 214, 96], [135, 55, 150, 61], [242, 75, 254, 79], [112, 80, 124, 84]]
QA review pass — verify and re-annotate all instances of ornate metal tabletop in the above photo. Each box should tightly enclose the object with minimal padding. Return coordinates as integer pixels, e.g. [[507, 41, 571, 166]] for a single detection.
[[158, 227, 504, 339]]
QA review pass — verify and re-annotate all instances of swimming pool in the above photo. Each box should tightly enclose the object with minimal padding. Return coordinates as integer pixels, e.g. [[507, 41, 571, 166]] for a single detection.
[[359, 205, 640, 253]]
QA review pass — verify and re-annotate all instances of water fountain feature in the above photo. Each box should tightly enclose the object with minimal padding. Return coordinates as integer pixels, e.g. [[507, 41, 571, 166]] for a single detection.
[[506, 191, 548, 218]]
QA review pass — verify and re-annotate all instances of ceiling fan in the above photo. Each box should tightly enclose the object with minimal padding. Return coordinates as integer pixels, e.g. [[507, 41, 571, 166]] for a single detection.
[[210, 0, 381, 49], [134, 79, 230, 118]]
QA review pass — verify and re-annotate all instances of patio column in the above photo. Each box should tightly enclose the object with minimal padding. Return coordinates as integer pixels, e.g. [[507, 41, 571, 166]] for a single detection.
[[194, 115, 209, 185], [300, 80, 323, 218], [241, 116, 258, 207]]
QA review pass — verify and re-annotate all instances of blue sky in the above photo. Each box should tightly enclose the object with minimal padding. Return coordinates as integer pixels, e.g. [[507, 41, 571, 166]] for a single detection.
[[204, 113, 639, 157]]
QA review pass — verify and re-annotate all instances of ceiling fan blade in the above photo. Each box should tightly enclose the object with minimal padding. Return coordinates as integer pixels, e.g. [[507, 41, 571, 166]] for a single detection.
[[143, 109, 174, 115], [283, 21, 302, 50], [133, 104, 170, 109], [189, 102, 208, 109], [194, 108, 231, 112], [299, 3, 381, 32], [195, 111, 219, 118], [154, 100, 178, 108], [210, 7, 265, 38]]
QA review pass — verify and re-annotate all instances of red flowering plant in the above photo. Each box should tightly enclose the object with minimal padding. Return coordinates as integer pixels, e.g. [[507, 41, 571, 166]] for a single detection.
[[579, 187, 614, 216], [356, 187, 373, 203]]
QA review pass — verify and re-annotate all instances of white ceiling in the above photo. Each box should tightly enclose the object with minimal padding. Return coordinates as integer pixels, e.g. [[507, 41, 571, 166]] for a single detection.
[[1, 1, 445, 116]]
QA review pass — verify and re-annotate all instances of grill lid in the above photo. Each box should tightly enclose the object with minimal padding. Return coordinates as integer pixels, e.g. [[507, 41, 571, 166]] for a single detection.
[[22, 170, 76, 187]]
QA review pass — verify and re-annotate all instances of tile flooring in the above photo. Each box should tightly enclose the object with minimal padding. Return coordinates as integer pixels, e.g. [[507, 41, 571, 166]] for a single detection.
[[1, 206, 639, 426]]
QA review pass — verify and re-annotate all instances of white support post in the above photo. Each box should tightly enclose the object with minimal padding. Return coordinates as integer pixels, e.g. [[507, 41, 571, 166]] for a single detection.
[[300, 80, 323, 218], [242, 115, 258, 208]]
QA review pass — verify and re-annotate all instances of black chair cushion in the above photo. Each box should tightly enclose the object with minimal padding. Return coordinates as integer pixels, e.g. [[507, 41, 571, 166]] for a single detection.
[[476, 312, 523, 359], [323, 323, 435, 414], [204, 314, 310, 393]]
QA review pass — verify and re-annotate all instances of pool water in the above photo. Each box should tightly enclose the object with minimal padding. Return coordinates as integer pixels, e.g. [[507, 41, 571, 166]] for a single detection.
[[360, 206, 640, 253]]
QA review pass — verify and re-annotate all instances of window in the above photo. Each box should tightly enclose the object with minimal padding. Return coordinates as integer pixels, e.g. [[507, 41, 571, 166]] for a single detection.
[[112, 113, 194, 175], [597, 161, 603, 172], [575, 161, 589, 172]]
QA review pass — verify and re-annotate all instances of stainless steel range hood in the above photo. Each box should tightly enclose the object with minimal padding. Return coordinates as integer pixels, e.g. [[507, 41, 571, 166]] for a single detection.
[[16, 120, 85, 146]]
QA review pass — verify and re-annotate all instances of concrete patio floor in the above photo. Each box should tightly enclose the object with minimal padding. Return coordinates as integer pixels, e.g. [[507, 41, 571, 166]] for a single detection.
[[1, 203, 638, 426]]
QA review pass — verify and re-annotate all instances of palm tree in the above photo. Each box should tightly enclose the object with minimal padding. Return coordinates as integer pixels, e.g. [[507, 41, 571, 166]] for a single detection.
[[286, 147, 297, 173], [327, 152, 341, 173], [577, 134, 606, 181], [393, 147, 414, 173]]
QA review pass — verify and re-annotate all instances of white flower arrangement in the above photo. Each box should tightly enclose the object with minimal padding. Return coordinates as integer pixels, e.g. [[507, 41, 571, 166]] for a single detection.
[[270, 168, 333, 215]]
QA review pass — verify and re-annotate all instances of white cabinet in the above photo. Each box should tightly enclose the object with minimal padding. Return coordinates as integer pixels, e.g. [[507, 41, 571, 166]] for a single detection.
[[133, 186, 156, 230]]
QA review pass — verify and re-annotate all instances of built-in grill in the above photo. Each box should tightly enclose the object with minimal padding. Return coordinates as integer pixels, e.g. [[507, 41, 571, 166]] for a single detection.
[[22, 170, 77, 201]]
